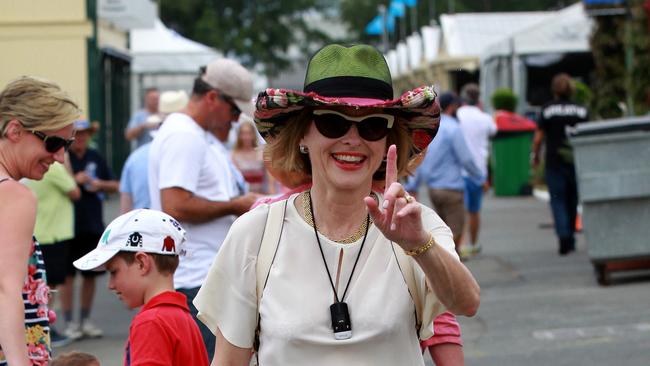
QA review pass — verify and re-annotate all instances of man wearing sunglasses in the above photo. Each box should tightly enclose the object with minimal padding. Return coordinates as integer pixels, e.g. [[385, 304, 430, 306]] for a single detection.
[[148, 57, 260, 360]]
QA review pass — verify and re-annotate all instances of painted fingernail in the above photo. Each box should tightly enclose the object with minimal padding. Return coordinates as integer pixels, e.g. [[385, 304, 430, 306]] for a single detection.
[[391, 223, 396, 231], [382, 200, 389, 209]]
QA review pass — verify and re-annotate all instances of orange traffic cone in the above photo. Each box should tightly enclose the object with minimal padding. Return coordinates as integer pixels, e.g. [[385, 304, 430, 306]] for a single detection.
[[575, 213, 582, 232]]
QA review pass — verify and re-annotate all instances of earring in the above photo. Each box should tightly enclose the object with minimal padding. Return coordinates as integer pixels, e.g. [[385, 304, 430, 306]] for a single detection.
[[299, 145, 309, 154]]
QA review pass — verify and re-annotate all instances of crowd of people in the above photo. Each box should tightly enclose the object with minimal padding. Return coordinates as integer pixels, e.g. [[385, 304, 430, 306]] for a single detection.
[[0, 41, 588, 365]]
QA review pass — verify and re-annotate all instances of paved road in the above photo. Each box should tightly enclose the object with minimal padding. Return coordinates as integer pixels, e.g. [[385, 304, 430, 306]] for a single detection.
[[55, 193, 650, 365], [458, 196, 650, 366]]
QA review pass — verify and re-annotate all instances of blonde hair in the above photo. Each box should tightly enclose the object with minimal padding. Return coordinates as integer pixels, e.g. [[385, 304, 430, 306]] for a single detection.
[[264, 109, 414, 181], [234, 120, 259, 150], [0, 76, 81, 136], [264, 109, 312, 176]]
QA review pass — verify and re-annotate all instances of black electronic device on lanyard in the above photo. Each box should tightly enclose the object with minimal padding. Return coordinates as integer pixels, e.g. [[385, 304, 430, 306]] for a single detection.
[[330, 302, 352, 340], [308, 191, 370, 341]]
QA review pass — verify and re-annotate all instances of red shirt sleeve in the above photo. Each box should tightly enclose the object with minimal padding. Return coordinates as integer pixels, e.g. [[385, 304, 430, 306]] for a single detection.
[[127, 319, 174, 366], [420, 311, 463, 348]]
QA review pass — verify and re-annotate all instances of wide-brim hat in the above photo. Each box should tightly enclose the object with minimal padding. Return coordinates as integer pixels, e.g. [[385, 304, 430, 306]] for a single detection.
[[254, 44, 440, 155]]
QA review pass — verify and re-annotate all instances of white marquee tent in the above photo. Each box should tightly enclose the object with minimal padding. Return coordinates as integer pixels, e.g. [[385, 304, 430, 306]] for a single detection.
[[440, 11, 555, 59], [479, 2, 593, 112], [131, 19, 222, 74], [389, 11, 553, 91], [129, 19, 267, 113], [129, 19, 220, 112]]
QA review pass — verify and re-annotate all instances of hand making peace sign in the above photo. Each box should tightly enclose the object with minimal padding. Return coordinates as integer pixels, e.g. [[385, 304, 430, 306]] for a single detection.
[[364, 144, 430, 251]]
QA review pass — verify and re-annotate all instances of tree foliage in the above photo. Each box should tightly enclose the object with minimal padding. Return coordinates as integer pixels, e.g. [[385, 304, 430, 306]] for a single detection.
[[590, 0, 650, 118], [160, 0, 334, 77], [491, 88, 518, 111]]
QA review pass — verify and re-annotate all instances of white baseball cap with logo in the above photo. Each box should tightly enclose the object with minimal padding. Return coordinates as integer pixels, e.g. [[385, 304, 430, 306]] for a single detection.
[[73, 209, 186, 271]]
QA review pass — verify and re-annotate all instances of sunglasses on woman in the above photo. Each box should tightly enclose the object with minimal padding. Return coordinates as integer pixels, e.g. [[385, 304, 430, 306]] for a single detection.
[[312, 110, 395, 141], [31, 130, 75, 153]]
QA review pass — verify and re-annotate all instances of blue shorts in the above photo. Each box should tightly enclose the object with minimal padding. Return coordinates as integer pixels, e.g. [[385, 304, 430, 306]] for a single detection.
[[464, 177, 483, 213]]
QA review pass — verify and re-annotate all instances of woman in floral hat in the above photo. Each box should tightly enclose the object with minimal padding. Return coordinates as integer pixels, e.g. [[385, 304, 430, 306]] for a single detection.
[[0, 76, 80, 366], [195, 44, 480, 365]]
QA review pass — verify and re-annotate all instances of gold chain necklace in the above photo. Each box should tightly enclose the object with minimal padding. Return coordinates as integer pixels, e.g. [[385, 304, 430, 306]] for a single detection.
[[301, 191, 372, 244]]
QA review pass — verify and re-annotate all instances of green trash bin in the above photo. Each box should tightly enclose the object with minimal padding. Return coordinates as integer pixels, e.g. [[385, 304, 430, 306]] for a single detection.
[[491, 131, 534, 196], [490, 110, 537, 196]]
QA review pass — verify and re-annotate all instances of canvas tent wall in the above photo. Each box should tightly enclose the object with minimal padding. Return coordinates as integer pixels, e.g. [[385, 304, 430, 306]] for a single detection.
[[480, 2, 593, 114], [392, 11, 553, 94], [440, 10, 555, 94], [129, 19, 222, 112]]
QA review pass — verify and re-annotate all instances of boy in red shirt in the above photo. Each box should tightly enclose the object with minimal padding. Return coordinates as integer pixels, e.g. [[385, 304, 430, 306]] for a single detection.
[[73, 209, 209, 366]]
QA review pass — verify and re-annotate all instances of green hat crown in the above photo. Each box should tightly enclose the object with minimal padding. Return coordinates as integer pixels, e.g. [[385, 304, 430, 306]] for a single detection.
[[303, 44, 394, 100]]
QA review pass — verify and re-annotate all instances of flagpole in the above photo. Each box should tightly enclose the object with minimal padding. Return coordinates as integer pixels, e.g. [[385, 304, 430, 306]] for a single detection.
[[379, 4, 389, 53], [410, 3, 417, 33], [429, 0, 436, 25]]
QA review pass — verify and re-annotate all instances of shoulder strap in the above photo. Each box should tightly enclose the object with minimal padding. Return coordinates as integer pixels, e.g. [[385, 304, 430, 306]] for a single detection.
[[254, 199, 288, 353], [391, 242, 423, 334], [256, 199, 288, 304]]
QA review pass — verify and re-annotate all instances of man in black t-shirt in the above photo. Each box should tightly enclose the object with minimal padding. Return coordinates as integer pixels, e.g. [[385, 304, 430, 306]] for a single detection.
[[64, 119, 119, 340], [532, 73, 588, 255]]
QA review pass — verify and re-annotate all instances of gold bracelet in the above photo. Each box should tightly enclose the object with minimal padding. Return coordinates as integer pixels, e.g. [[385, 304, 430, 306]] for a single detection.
[[404, 233, 435, 257]]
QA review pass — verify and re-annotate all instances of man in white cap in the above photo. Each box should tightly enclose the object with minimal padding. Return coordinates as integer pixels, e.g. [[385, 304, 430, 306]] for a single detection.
[[147, 58, 260, 359]]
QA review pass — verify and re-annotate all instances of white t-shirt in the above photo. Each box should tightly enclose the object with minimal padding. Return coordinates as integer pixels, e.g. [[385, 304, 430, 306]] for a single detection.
[[194, 193, 458, 366], [148, 112, 236, 289], [457, 105, 497, 177], [207, 134, 247, 197]]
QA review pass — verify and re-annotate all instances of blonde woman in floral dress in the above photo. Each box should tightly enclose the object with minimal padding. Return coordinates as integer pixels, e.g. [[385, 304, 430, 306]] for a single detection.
[[0, 76, 80, 366]]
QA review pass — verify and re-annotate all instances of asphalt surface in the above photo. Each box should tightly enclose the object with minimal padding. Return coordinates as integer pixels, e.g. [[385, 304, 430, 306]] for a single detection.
[[54, 192, 650, 365]]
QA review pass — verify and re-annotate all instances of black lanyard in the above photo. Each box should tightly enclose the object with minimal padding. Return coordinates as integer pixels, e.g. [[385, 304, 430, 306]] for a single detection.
[[308, 191, 369, 303]]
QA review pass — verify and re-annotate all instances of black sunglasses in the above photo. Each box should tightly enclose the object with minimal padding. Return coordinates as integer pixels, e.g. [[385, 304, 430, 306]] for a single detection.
[[31, 130, 75, 153], [220, 93, 241, 118], [312, 110, 395, 141], [197, 67, 241, 118]]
